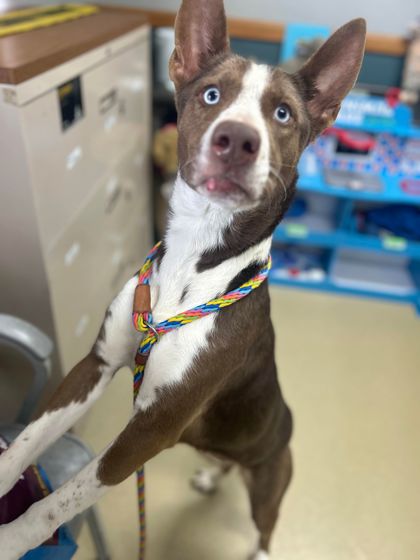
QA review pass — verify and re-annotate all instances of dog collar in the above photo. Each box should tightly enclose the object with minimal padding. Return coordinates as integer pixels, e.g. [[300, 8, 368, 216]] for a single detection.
[[131, 241, 271, 395]]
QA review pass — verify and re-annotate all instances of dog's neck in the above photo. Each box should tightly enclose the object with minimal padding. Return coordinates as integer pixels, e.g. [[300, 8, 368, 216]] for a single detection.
[[165, 171, 295, 264], [150, 174, 273, 323], [166, 173, 234, 262]]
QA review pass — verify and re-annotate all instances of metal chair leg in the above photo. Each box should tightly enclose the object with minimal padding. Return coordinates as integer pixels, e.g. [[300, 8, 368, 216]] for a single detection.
[[85, 505, 111, 560]]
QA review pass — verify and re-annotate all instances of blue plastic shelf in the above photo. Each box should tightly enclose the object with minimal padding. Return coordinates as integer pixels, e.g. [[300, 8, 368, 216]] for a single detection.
[[334, 95, 420, 139], [296, 172, 420, 205], [271, 93, 420, 314], [274, 225, 420, 259], [269, 273, 420, 313], [333, 120, 420, 139]]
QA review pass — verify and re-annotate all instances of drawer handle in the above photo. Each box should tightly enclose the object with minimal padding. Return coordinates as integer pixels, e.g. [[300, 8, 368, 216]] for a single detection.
[[105, 177, 122, 213], [64, 242, 80, 267], [66, 146, 83, 170], [124, 76, 145, 93], [75, 314, 90, 338], [104, 114, 117, 131], [99, 88, 118, 114]]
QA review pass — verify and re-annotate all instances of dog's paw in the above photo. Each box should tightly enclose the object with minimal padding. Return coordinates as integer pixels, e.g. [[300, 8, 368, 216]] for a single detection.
[[190, 468, 218, 495], [248, 550, 269, 560]]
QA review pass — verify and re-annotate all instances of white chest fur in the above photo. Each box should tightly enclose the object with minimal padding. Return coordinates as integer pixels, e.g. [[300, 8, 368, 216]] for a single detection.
[[135, 176, 271, 409]]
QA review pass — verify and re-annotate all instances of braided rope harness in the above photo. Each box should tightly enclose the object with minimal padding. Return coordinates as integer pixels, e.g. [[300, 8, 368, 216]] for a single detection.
[[131, 241, 271, 559]]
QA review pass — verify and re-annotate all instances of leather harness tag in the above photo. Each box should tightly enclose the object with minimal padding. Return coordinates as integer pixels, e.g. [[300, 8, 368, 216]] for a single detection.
[[133, 284, 151, 314], [135, 353, 148, 366]]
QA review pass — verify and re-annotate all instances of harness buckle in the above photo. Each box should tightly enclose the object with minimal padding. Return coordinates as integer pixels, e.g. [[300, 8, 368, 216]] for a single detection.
[[145, 320, 160, 341]]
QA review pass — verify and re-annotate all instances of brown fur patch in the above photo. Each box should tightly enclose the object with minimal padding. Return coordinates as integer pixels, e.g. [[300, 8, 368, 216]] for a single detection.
[[196, 182, 296, 271], [262, 68, 312, 173], [169, 0, 229, 88], [38, 352, 104, 415]]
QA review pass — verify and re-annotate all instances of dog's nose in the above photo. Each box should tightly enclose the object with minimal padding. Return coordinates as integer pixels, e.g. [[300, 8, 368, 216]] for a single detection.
[[211, 121, 261, 165]]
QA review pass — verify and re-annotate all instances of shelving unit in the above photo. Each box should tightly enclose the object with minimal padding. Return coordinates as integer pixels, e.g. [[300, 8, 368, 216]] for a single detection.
[[271, 94, 420, 314]]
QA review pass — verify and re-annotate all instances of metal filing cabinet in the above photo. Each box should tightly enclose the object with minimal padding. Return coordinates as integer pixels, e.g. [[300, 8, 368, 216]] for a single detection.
[[0, 9, 152, 399]]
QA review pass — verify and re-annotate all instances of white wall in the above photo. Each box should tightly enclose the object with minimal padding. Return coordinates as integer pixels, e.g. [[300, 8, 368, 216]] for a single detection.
[[1, 0, 418, 36], [98, 0, 418, 36]]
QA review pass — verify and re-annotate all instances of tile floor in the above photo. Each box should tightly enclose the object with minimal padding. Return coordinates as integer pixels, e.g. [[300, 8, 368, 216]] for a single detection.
[[74, 287, 420, 560]]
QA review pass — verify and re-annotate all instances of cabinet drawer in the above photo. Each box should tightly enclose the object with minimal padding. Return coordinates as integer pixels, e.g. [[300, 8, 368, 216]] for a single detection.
[[55, 215, 151, 373], [22, 36, 151, 249], [46, 182, 109, 371], [46, 149, 151, 370], [49, 218, 151, 373], [83, 39, 151, 169]]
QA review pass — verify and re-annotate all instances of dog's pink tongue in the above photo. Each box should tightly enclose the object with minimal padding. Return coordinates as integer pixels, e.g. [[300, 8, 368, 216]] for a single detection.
[[206, 177, 236, 193], [206, 178, 217, 191]]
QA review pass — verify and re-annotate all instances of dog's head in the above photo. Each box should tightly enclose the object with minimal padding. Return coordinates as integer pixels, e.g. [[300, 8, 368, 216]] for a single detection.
[[169, 0, 366, 213]]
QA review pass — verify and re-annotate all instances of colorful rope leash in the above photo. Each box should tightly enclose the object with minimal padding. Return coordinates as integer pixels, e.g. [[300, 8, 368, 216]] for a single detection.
[[131, 241, 271, 559]]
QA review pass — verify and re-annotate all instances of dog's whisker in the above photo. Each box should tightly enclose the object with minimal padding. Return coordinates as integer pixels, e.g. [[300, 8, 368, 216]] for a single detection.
[[179, 158, 196, 177], [268, 166, 288, 202]]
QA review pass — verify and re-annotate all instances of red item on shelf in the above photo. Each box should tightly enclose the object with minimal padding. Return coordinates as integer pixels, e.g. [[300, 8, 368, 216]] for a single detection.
[[324, 128, 376, 151], [385, 87, 401, 108], [401, 178, 420, 196]]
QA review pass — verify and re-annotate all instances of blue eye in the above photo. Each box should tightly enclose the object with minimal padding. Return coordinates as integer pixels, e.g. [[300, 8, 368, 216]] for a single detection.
[[274, 104, 291, 123], [203, 87, 221, 105]]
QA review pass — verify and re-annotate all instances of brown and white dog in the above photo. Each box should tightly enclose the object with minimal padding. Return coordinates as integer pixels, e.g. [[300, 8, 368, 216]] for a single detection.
[[0, 2, 366, 558]]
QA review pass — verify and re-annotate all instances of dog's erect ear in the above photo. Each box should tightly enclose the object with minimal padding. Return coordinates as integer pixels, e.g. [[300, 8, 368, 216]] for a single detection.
[[169, 0, 230, 89], [297, 18, 366, 139]]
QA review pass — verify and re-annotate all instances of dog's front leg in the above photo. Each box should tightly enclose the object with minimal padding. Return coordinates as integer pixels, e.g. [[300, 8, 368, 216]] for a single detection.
[[0, 276, 140, 499], [0, 418, 146, 560], [0, 399, 190, 558], [0, 343, 230, 559], [0, 444, 108, 560]]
